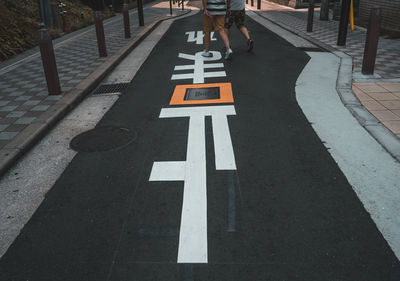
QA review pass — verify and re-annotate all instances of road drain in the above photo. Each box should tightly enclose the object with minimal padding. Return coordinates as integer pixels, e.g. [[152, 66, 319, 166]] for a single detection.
[[70, 126, 137, 152]]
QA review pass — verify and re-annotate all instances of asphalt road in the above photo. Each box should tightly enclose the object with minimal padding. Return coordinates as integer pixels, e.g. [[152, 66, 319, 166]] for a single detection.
[[0, 11, 399, 281]]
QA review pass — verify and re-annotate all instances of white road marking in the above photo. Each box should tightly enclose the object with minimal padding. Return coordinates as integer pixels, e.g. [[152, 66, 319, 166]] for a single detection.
[[296, 52, 400, 261], [171, 51, 226, 84], [149, 161, 186, 181], [178, 114, 208, 263], [185, 31, 216, 44], [149, 105, 237, 263], [212, 114, 237, 170]]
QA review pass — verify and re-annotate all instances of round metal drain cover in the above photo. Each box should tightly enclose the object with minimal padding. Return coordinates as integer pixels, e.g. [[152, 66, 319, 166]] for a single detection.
[[70, 127, 137, 152]]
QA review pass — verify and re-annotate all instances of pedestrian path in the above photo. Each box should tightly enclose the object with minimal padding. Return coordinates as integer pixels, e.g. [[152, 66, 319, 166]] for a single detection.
[[249, 0, 400, 139], [0, 0, 187, 151]]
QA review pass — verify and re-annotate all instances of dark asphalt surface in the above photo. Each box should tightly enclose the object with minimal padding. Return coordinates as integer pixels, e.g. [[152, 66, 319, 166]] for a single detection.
[[1, 10, 399, 281]]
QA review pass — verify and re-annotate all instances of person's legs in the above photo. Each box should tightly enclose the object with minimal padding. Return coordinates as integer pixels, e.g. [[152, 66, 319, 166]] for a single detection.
[[203, 14, 213, 56], [215, 15, 233, 59], [239, 25, 250, 41], [234, 10, 253, 52]]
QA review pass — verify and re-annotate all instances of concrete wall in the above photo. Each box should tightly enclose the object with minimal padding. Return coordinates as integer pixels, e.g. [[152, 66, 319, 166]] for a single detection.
[[358, 0, 400, 33]]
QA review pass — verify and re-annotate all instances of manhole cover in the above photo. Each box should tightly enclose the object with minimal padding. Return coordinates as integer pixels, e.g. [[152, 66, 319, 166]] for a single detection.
[[70, 127, 137, 152], [184, 87, 220, 100]]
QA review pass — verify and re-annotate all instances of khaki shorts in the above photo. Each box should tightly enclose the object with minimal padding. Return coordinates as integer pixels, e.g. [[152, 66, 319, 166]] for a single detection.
[[203, 14, 225, 33]]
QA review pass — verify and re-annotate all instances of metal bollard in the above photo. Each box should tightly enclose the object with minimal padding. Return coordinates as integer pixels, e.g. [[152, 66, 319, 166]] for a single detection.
[[320, 0, 329, 21], [137, 0, 144, 26], [251, 0, 253, 7], [123, 3, 131, 38], [337, 0, 351, 46], [307, 0, 315, 32], [94, 11, 107, 57], [169, 0, 173, 15], [257, 0, 261, 10], [38, 28, 61, 95], [362, 8, 382, 75], [182, 0, 184, 10]]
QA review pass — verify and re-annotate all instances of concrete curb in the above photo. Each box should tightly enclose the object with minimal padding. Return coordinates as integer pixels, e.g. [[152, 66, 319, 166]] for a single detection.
[[0, 9, 191, 178], [253, 10, 400, 163]]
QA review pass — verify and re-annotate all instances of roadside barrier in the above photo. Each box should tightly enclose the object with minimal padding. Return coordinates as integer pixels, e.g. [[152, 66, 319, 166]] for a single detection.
[[320, 0, 329, 21], [138, 0, 145, 26], [362, 8, 382, 75], [123, 2, 131, 38], [38, 28, 62, 95], [94, 11, 108, 57], [307, 0, 314, 32], [337, 0, 351, 46]]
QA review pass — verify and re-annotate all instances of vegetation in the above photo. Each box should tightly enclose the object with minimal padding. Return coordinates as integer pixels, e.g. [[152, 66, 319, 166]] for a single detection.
[[0, 0, 115, 62]]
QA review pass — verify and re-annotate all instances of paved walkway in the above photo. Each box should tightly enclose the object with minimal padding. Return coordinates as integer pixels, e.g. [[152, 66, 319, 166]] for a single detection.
[[0, 0, 187, 150], [0, 0, 191, 177], [250, 0, 400, 139]]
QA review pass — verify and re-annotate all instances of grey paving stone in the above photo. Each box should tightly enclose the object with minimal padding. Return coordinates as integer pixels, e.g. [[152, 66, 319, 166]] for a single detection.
[[6, 111, 25, 118], [0, 101, 10, 106], [3, 88, 17, 93], [15, 96, 32, 101], [15, 117, 36, 125], [8, 91, 25, 97], [0, 106, 18, 112], [31, 105, 50, 111], [45, 95, 62, 101], [0, 124, 8, 131], [0, 131, 18, 140], [23, 100, 41, 106]]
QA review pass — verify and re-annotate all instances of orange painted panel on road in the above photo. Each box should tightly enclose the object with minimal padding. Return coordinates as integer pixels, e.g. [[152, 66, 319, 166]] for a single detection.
[[170, 83, 234, 105]]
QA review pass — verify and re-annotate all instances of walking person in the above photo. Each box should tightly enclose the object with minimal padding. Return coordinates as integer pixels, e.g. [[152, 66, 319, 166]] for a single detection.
[[202, 0, 234, 59], [225, 0, 254, 52]]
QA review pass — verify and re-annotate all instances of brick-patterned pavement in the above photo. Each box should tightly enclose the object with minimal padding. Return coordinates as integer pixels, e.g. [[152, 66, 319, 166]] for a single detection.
[[0, 1, 187, 149], [253, 0, 400, 79]]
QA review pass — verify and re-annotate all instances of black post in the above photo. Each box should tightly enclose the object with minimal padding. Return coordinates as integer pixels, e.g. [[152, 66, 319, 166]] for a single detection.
[[137, 0, 144, 26], [320, 0, 329, 21], [38, 0, 46, 27], [362, 8, 382, 75], [94, 11, 107, 57], [307, 0, 315, 32], [123, 2, 131, 38], [182, 0, 184, 10], [251, 0, 253, 7], [246, 0, 248, 4], [257, 0, 261, 9], [169, 0, 173, 15], [38, 29, 61, 95], [337, 0, 351, 46]]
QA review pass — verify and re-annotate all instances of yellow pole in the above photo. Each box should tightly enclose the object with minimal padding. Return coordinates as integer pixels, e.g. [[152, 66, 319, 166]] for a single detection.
[[350, 0, 355, 30]]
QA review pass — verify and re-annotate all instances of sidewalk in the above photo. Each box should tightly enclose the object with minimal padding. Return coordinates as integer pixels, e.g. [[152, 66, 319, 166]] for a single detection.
[[0, 0, 190, 176], [249, 0, 400, 148]]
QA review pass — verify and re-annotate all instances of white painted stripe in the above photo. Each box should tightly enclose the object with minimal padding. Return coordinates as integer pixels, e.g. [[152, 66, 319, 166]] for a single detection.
[[177, 115, 208, 263], [160, 105, 236, 118], [174, 65, 195, 71], [171, 73, 194, 80], [296, 52, 400, 260], [149, 161, 186, 181], [178, 53, 195, 60], [204, 63, 224, 69], [212, 114, 237, 170], [204, 71, 226, 79], [196, 31, 203, 44]]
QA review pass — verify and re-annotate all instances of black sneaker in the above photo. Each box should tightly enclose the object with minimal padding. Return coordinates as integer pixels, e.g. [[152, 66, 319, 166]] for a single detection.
[[247, 39, 254, 52]]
